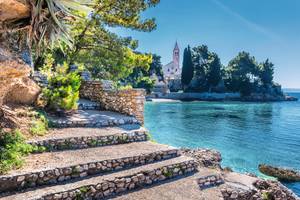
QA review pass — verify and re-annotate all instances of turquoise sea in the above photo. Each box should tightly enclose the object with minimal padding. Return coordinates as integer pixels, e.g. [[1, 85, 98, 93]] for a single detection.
[[145, 92, 300, 196]]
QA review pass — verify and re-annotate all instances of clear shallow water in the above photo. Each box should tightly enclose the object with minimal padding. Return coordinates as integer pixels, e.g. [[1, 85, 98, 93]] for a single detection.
[[145, 93, 300, 196]]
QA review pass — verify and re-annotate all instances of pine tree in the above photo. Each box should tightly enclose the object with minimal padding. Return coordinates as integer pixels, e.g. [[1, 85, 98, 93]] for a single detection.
[[181, 46, 194, 90], [206, 53, 222, 92]]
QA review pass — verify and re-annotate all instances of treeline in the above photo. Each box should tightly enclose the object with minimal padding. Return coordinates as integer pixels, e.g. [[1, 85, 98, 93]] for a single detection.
[[181, 45, 279, 96]]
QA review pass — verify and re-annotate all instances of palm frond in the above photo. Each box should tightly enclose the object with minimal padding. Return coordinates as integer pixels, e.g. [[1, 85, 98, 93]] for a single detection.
[[29, 0, 94, 54]]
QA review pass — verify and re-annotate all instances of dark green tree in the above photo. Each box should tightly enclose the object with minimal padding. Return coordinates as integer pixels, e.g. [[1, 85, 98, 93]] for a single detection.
[[191, 45, 222, 92], [259, 59, 274, 86], [225, 51, 259, 95], [149, 54, 164, 81], [123, 53, 163, 92], [206, 53, 222, 92], [181, 46, 194, 90], [191, 45, 209, 91]]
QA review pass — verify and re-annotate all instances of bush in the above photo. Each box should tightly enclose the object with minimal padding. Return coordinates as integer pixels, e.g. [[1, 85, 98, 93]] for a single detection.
[[27, 110, 49, 136], [43, 63, 81, 112], [0, 130, 34, 174], [136, 77, 155, 94]]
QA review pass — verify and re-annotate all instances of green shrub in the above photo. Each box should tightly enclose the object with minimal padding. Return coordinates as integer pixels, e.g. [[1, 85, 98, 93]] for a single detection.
[[136, 77, 155, 94], [29, 110, 49, 136], [118, 85, 133, 90], [43, 63, 81, 112], [262, 192, 271, 200], [0, 130, 35, 174]]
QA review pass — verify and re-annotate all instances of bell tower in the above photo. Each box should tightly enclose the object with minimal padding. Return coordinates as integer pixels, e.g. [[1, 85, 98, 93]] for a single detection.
[[173, 41, 180, 70]]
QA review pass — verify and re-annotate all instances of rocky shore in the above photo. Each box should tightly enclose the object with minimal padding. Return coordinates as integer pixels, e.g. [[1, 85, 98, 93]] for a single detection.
[[182, 148, 300, 200]]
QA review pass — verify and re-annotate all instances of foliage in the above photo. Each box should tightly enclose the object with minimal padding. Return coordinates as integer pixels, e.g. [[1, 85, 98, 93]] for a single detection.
[[259, 59, 274, 86], [56, 0, 159, 81], [1, 0, 94, 54], [262, 192, 271, 200], [136, 77, 155, 94], [123, 53, 162, 92], [191, 45, 222, 92], [149, 54, 164, 81], [225, 52, 259, 95], [181, 46, 194, 88], [2, 0, 160, 83], [185, 44, 278, 96], [206, 53, 222, 90], [118, 85, 133, 90], [42, 63, 81, 112], [0, 130, 34, 174], [192, 45, 209, 80], [29, 111, 49, 136]]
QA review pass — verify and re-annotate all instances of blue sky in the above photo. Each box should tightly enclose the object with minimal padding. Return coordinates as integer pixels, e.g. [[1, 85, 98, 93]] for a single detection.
[[114, 0, 300, 88]]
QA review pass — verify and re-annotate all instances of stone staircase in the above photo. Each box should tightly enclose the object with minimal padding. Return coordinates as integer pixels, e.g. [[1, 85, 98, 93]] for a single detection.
[[0, 100, 198, 200]]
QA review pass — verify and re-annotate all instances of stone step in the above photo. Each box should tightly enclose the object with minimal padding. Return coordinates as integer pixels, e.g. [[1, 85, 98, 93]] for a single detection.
[[48, 110, 139, 128], [112, 167, 222, 200], [28, 125, 148, 151], [77, 99, 101, 110], [197, 174, 224, 190], [0, 142, 179, 193], [0, 156, 197, 200]]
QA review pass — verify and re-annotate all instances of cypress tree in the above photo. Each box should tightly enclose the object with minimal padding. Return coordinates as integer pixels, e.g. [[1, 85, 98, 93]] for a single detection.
[[181, 46, 194, 89]]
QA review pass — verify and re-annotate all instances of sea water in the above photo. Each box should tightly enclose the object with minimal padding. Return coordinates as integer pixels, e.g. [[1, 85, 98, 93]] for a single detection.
[[145, 93, 300, 196]]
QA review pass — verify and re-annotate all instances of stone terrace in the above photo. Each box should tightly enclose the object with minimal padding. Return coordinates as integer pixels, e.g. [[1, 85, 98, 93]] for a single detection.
[[0, 96, 200, 200], [2, 82, 298, 200]]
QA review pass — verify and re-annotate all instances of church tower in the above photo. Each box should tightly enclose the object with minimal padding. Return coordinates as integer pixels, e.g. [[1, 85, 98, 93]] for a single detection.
[[162, 41, 182, 81], [173, 41, 180, 70]]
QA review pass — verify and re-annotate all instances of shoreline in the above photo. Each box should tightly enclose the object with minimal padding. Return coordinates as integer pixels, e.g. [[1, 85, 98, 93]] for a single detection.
[[147, 92, 298, 102]]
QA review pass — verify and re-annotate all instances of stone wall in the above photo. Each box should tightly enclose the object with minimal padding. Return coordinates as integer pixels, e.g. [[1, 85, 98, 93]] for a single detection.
[[39, 160, 197, 200], [198, 174, 224, 189], [0, 149, 179, 193], [29, 130, 148, 151], [80, 81, 146, 124]]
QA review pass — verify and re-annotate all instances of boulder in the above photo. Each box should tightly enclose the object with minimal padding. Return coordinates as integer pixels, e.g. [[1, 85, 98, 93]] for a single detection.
[[285, 95, 298, 101], [3, 77, 41, 105], [0, 62, 40, 106], [259, 164, 300, 182], [0, 0, 30, 22]]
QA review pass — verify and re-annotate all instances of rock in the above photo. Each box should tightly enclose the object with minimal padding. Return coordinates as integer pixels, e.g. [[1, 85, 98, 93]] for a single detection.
[[0, 64, 40, 105], [259, 164, 300, 182], [285, 95, 298, 101], [253, 179, 299, 200], [180, 148, 222, 168], [0, 0, 30, 22]]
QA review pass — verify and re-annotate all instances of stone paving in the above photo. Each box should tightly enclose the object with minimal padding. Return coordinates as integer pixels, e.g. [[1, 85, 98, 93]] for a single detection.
[[48, 110, 139, 128], [77, 99, 101, 110]]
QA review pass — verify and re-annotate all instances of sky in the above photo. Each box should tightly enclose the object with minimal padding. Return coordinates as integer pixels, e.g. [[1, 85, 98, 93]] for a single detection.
[[114, 0, 300, 88]]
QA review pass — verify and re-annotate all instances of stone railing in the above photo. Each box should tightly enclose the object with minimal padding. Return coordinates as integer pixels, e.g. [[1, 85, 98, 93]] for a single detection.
[[80, 81, 146, 124]]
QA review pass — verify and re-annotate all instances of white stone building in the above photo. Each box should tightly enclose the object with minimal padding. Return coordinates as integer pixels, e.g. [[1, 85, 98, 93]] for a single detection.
[[162, 42, 181, 81]]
